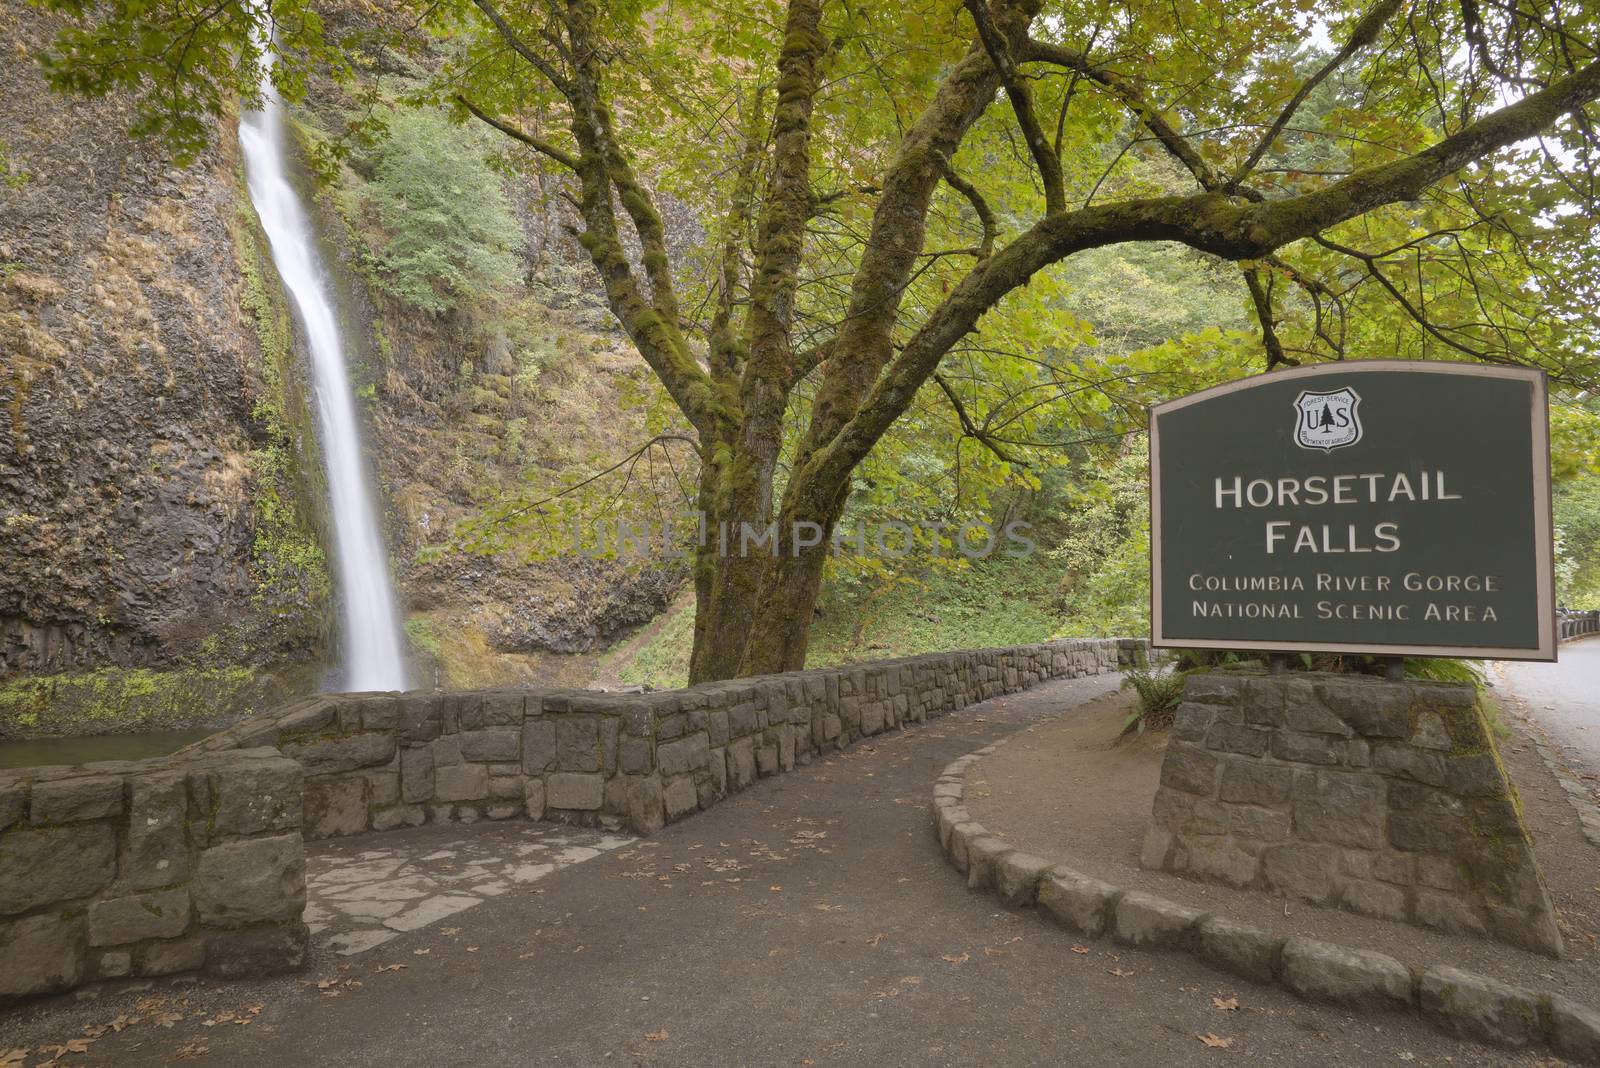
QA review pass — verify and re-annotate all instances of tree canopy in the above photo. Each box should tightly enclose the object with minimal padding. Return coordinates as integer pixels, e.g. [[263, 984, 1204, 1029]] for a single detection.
[[35, 0, 1600, 679]]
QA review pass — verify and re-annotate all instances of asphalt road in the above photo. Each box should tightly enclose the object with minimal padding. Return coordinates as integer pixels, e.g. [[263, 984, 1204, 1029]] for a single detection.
[[0, 675, 1550, 1067], [1500, 635, 1600, 779]]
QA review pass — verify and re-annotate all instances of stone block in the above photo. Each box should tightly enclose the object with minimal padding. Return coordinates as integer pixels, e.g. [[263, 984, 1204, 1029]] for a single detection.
[[401, 746, 435, 803], [1340, 879, 1407, 921], [395, 694, 442, 743], [1205, 722, 1269, 757], [489, 776, 524, 801], [1389, 811, 1467, 853], [1270, 730, 1346, 766], [280, 733, 396, 775], [0, 822, 117, 914], [706, 708, 730, 747], [0, 912, 84, 997], [97, 950, 132, 978], [368, 772, 400, 807], [0, 782, 24, 831], [1214, 801, 1291, 842], [756, 744, 778, 777], [1182, 674, 1244, 705], [1261, 843, 1339, 902], [619, 738, 653, 775], [1170, 703, 1213, 742], [729, 702, 759, 737], [1419, 966, 1541, 1048], [546, 773, 603, 811], [29, 776, 123, 824], [524, 779, 545, 821], [138, 935, 206, 977], [965, 836, 1011, 891], [556, 718, 601, 772], [1282, 682, 1353, 735], [1036, 869, 1126, 940], [1159, 742, 1220, 796], [1315, 679, 1409, 738], [372, 805, 426, 832], [204, 923, 308, 979], [126, 772, 189, 891], [1197, 916, 1280, 983], [658, 733, 710, 777], [211, 757, 303, 838], [522, 719, 557, 773], [1139, 827, 1175, 870], [460, 728, 521, 763], [1444, 754, 1506, 799], [1410, 711, 1453, 751], [1293, 771, 1384, 849], [88, 888, 191, 947], [1218, 760, 1292, 806], [708, 747, 728, 796], [1280, 937, 1412, 1009], [994, 852, 1052, 907], [434, 764, 489, 803], [727, 737, 756, 789], [193, 834, 305, 927], [1182, 834, 1261, 885], [663, 776, 699, 820], [1241, 679, 1287, 725], [1372, 743, 1446, 787], [626, 776, 665, 835], [1113, 892, 1204, 950], [1415, 889, 1486, 935], [1550, 995, 1600, 1063]]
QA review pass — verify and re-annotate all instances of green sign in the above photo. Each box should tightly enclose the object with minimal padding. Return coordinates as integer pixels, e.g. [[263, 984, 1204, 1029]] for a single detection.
[[1150, 362, 1555, 660]]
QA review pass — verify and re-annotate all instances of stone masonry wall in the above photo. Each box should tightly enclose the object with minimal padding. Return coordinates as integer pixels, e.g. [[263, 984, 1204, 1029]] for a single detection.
[[0, 638, 1132, 1003], [190, 639, 1135, 841], [0, 749, 309, 1003], [1141, 672, 1562, 957]]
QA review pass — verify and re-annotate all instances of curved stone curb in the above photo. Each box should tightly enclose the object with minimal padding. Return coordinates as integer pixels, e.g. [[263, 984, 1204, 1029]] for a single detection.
[[931, 743, 1600, 1064]]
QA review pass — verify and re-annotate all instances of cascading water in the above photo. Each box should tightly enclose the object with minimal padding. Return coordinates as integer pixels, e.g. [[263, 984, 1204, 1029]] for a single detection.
[[238, 61, 410, 693]]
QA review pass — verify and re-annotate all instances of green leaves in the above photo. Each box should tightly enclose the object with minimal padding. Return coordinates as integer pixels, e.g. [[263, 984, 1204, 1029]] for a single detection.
[[347, 106, 525, 314]]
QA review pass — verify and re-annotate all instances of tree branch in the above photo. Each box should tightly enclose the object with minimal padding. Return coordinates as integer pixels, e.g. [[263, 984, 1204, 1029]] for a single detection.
[[457, 96, 578, 170], [934, 372, 1024, 464], [1233, 0, 1407, 183], [1020, 39, 1226, 192], [964, 0, 1065, 213], [935, 152, 997, 260]]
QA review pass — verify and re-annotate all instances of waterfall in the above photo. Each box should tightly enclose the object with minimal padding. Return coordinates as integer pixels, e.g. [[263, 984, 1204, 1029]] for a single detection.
[[238, 67, 410, 693]]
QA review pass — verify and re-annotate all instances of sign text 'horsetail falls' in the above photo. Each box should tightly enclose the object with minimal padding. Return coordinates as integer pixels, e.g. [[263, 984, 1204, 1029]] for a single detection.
[[1150, 361, 1556, 660]]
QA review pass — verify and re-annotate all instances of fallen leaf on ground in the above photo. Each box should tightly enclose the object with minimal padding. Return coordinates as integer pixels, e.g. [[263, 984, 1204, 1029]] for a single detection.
[[412, 949, 430, 956], [942, 952, 969, 965], [0, 1051, 26, 1068], [375, 964, 407, 973], [1110, 968, 1133, 977], [866, 933, 884, 946], [1197, 1033, 1234, 1049], [1070, 945, 1090, 954], [645, 1030, 669, 1042], [1213, 996, 1239, 1012], [315, 978, 338, 989], [176, 1040, 209, 1059]]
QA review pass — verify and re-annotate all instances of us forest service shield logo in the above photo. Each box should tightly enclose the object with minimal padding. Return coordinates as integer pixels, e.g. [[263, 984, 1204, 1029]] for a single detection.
[[1293, 387, 1363, 451]]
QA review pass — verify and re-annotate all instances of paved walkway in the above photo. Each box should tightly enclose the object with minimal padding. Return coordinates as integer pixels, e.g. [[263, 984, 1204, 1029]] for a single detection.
[[0, 675, 1551, 1066], [1500, 636, 1600, 785]]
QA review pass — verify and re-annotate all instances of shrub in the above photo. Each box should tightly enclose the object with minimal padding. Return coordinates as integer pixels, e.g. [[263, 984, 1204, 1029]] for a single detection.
[[1120, 666, 1185, 735], [352, 107, 524, 313]]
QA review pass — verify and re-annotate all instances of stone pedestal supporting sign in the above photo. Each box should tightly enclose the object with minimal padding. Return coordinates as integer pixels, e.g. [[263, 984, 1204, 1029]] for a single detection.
[[1143, 672, 1562, 957]]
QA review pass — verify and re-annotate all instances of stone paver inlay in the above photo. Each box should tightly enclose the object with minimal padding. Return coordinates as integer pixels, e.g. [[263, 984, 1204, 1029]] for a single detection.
[[304, 822, 635, 955]]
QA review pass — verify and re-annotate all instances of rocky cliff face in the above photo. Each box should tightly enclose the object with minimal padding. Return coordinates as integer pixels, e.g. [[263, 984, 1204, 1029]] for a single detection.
[[0, 7, 322, 682], [0, 6, 691, 731]]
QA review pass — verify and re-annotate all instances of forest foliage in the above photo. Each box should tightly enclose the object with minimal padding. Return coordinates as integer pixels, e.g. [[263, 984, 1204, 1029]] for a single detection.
[[27, 0, 1600, 671]]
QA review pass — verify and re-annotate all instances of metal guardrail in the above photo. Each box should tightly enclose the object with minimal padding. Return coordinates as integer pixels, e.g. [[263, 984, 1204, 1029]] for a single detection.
[[1559, 611, 1600, 641]]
